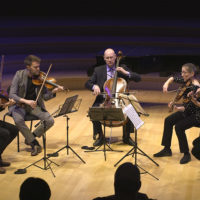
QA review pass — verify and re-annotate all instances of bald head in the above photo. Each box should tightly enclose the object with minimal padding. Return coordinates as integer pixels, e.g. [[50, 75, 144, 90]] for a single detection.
[[104, 48, 116, 68]]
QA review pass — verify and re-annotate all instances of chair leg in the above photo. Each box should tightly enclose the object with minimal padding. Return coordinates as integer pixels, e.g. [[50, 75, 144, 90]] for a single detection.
[[17, 133, 20, 152]]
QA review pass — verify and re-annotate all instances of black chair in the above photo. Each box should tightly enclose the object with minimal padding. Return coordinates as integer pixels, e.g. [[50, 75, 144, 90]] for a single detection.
[[3, 112, 39, 152]]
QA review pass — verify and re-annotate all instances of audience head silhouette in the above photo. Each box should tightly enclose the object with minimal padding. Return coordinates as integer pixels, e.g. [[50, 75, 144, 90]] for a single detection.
[[19, 177, 51, 200], [114, 162, 141, 199]]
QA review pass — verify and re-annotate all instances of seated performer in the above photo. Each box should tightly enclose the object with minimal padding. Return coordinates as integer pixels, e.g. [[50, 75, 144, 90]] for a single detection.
[[85, 48, 141, 146], [0, 96, 18, 174], [9, 55, 63, 156], [154, 63, 200, 164]]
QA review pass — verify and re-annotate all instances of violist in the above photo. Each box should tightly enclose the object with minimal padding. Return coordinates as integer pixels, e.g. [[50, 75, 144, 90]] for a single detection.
[[154, 63, 200, 164], [9, 55, 64, 156]]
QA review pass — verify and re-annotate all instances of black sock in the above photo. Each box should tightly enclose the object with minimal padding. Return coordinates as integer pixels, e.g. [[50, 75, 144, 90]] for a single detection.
[[31, 139, 39, 146], [184, 152, 190, 156], [164, 146, 170, 151], [32, 132, 37, 137]]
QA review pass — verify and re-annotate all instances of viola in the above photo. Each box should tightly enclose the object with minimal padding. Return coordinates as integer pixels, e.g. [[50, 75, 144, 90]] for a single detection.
[[32, 71, 69, 92], [169, 79, 192, 112], [32, 71, 61, 89]]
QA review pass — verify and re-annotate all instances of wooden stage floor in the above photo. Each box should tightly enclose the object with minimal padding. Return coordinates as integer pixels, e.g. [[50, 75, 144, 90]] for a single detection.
[[0, 90, 200, 200]]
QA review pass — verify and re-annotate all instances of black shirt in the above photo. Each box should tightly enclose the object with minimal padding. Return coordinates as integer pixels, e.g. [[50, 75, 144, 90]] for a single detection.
[[25, 76, 37, 100]]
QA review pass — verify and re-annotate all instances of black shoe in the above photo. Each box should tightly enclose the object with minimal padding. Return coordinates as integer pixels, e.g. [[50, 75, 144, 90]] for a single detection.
[[153, 148, 172, 157], [31, 145, 42, 156], [123, 137, 135, 146], [0, 167, 6, 174], [0, 160, 11, 167], [180, 153, 191, 164], [93, 138, 103, 146]]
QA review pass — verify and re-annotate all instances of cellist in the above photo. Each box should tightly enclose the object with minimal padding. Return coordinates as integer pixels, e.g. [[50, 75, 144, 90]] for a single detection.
[[85, 48, 141, 146], [9, 55, 64, 156], [154, 63, 200, 164]]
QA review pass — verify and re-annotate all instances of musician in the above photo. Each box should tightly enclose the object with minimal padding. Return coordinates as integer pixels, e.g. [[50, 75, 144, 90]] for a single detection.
[[154, 63, 200, 164], [85, 48, 141, 146], [0, 98, 18, 174], [9, 55, 63, 156]]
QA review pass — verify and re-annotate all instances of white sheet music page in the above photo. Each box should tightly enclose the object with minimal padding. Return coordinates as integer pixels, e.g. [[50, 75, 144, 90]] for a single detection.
[[123, 104, 144, 130]]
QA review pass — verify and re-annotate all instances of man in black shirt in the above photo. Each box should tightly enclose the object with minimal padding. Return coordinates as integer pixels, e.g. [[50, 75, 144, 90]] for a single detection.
[[9, 55, 63, 156]]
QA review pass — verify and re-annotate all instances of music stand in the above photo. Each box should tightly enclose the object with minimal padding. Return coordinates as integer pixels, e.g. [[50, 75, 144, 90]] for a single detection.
[[50, 95, 86, 164], [114, 102, 159, 180], [85, 107, 124, 161]]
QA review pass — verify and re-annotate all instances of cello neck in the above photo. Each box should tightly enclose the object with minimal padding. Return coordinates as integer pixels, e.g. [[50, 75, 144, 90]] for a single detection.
[[111, 51, 123, 95]]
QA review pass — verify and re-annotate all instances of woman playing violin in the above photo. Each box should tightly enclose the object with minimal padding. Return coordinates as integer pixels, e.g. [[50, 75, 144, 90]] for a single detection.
[[0, 94, 18, 174], [154, 63, 200, 164], [85, 48, 141, 146], [9, 55, 64, 156]]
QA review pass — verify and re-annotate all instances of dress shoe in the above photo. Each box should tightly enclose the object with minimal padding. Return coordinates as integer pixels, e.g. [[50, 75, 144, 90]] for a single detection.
[[93, 137, 103, 146], [31, 145, 42, 156], [0, 160, 11, 167], [153, 148, 172, 157], [123, 137, 135, 146], [180, 153, 191, 164], [0, 167, 6, 174]]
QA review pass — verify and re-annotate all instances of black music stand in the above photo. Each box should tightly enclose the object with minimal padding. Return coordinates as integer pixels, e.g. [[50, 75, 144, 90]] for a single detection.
[[14, 121, 59, 177], [114, 102, 159, 180], [85, 107, 124, 161], [49, 95, 86, 164]]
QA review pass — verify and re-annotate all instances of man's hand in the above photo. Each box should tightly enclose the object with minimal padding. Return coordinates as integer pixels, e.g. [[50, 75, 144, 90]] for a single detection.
[[116, 67, 129, 75], [8, 99, 16, 106], [24, 100, 37, 109], [52, 85, 64, 94], [93, 85, 100, 95]]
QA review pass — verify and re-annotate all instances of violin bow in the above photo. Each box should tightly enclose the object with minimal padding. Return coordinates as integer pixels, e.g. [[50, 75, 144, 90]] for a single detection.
[[35, 64, 52, 103]]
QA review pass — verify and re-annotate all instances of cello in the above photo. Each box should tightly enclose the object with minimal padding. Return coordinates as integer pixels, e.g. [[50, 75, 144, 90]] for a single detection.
[[101, 51, 128, 127]]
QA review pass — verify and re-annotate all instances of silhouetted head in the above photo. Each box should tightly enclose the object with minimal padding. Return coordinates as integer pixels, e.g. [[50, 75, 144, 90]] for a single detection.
[[114, 162, 141, 199], [19, 177, 51, 200]]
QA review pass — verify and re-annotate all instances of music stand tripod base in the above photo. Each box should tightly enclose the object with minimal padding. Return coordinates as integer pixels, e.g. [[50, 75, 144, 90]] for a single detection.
[[14, 133, 59, 178], [51, 95, 86, 164], [114, 127, 159, 180]]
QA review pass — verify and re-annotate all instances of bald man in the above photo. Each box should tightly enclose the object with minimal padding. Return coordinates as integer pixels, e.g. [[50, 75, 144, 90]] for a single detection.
[[85, 48, 141, 146]]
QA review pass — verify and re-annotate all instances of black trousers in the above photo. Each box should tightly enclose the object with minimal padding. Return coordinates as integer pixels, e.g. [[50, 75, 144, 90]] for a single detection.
[[92, 119, 134, 140], [0, 120, 18, 157], [91, 96, 134, 140], [161, 111, 199, 153]]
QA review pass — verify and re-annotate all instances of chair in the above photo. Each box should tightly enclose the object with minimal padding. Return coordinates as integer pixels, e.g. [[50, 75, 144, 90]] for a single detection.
[[3, 112, 39, 152]]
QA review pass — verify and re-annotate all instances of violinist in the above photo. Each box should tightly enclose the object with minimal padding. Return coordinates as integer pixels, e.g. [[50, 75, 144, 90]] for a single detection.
[[9, 55, 64, 156], [0, 94, 18, 174], [154, 63, 200, 164], [85, 48, 141, 146]]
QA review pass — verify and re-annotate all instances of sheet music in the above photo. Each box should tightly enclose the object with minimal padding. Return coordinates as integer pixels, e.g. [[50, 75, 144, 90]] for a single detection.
[[123, 104, 144, 130]]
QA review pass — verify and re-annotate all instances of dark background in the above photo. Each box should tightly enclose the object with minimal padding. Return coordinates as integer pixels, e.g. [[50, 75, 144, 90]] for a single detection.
[[1, 1, 200, 76]]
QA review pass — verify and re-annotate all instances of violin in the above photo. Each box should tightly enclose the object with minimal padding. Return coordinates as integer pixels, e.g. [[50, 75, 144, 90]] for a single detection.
[[0, 89, 9, 105], [32, 71, 68, 91], [169, 79, 192, 112]]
